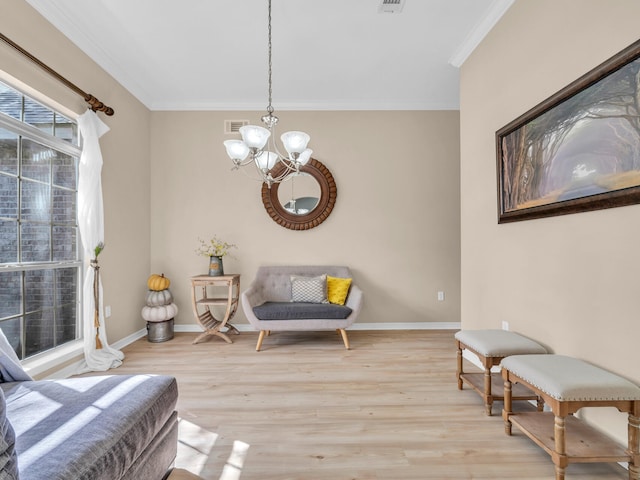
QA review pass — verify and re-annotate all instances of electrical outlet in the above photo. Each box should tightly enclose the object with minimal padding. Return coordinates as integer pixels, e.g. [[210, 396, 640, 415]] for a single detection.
[[502, 321, 509, 331], [437, 291, 445, 301], [105, 305, 111, 318]]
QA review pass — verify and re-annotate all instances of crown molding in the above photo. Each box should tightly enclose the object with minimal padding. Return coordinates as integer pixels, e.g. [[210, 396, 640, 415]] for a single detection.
[[149, 99, 461, 112], [448, 0, 514, 68], [26, 0, 483, 111], [24, 0, 155, 108]]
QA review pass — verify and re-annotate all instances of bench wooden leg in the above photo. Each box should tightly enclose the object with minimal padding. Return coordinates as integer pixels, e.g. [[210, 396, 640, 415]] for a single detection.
[[483, 367, 493, 416], [256, 330, 266, 351], [502, 373, 513, 436], [338, 329, 350, 350], [554, 415, 567, 480], [456, 341, 463, 390], [630, 413, 640, 480]]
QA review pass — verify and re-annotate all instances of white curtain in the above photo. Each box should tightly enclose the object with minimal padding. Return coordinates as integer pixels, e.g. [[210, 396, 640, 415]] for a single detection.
[[77, 110, 124, 372]]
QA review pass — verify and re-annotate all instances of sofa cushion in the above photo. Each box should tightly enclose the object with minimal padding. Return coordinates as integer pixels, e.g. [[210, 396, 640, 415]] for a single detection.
[[326, 276, 352, 305], [253, 301, 353, 320], [290, 275, 328, 303], [2, 374, 177, 480], [0, 388, 18, 480]]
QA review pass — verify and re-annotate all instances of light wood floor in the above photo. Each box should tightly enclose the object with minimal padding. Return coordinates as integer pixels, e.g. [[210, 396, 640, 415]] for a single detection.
[[79, 330, 630, 479]]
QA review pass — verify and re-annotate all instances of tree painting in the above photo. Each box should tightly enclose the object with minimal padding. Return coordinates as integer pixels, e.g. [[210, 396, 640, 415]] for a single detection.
[[498, 43, 640, 222]]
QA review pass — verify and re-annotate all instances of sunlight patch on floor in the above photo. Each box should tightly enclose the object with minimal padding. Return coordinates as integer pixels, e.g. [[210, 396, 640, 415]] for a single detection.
[[175, 418, 219, 474], [219, 440, 250, 480], [173, 418, 250, 479]]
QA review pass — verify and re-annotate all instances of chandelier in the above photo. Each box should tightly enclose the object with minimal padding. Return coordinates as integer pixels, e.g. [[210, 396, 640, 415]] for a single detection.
[[223, 0, 312, 188]]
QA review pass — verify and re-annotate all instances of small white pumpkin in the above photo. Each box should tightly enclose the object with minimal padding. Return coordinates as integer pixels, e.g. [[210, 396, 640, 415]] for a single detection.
[[145, 289, 173, 307], [141, 302, 178, 322]]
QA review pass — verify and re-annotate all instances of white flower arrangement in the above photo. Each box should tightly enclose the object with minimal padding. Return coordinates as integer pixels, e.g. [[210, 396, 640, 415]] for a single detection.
[[195, 236, 237, 258]]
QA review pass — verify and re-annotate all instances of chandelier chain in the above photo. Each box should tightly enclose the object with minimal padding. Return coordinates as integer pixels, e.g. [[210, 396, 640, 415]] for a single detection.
[[223, 0, 312, 188], [266, 0, 274, 115]]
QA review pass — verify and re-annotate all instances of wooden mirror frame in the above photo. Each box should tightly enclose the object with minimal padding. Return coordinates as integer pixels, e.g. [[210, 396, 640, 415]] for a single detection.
[[261, 158, 337, 230]]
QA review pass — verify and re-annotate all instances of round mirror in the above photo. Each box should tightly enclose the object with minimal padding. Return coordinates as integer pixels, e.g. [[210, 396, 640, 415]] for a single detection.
[[277, 173, 321, 215], [261, 158, 337, 230]]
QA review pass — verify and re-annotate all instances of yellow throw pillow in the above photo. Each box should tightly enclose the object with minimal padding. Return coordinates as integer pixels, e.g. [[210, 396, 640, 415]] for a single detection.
[[327, 275, 352, 305]]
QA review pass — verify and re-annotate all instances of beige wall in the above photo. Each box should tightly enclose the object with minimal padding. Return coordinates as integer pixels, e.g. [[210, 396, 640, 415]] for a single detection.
[[460, 0, 640, 442], [2, 1, 462, 353], [150, 110, 461, 327], [1, 0, 152, 342]]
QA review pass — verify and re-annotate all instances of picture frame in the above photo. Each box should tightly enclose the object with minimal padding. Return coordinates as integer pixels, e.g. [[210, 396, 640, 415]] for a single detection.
[[496, 39, 640, 223]]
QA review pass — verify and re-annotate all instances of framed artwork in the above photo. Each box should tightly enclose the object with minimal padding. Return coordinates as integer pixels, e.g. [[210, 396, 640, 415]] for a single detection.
[[496, 39, 640, 223]]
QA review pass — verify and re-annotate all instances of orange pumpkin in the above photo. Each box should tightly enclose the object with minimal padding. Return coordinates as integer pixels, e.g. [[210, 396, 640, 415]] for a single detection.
[[147, 273, 170, 291]]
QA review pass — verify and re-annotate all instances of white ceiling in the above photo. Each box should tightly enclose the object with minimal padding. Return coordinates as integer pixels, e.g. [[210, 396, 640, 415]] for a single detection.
[[25, 0, 513, 111]]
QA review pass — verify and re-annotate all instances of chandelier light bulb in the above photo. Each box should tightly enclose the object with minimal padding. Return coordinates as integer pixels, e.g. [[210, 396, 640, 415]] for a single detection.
[[255, 151, 278, 171], [281, 131, 310, 156], [223, 140, 250, 161], [297, 148, 313, 166], [239, 125, 271, 150]]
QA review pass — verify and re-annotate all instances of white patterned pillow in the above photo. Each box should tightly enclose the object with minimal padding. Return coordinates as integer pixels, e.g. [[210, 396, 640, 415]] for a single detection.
[[290, 274, 328, 303]]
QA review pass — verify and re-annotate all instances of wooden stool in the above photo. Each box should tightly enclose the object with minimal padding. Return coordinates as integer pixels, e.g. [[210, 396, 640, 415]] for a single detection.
[[455, 329, 547, 415], [502, 354, 640, 480]]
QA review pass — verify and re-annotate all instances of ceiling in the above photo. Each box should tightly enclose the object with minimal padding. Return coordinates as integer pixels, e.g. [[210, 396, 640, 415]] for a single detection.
[[25, 0, 513, 111]]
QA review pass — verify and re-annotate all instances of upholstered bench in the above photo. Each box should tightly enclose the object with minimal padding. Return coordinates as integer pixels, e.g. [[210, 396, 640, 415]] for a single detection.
[[502, 355, 640, 480], [455, 329, 547, 415]]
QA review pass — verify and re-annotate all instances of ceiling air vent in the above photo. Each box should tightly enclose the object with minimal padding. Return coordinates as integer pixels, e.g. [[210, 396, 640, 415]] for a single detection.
[[224, 120, 248, 134], [378, 0, 404, 14]]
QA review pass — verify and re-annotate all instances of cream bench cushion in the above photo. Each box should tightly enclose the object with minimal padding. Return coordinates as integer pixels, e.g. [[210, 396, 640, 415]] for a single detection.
[[455, 329, 547, 357], [501, 354, 640, 402], [455, 329, 547, 416]]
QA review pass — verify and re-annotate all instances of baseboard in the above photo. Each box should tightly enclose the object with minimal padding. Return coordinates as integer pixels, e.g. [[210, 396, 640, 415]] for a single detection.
[[45, 323, 460, 379], [45, 328, 148, 379], [111, 328, 148, 349], [175, 322, 461, 333]]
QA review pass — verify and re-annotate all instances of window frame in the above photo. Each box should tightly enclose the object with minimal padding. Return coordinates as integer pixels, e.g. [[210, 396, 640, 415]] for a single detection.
[[0, 81, 83, 361]]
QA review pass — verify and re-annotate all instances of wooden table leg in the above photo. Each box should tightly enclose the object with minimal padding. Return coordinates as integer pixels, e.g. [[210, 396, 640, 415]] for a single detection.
[[225, 323, 240, 335], [192, 308, 236, 345]]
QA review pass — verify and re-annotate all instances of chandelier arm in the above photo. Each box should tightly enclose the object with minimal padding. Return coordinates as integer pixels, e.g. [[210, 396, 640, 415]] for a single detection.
[[264, 121, 291, 162], [236, 162, 273, 183], [268, 165, 297, 183], [239, 157, 257, 167]]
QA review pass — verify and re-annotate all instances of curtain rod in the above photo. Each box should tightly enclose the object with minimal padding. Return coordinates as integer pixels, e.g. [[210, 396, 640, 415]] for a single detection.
[[0, 32, 114, 116]]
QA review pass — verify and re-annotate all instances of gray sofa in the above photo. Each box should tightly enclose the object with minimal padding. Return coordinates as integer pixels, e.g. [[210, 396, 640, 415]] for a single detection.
[[0, 374, 178, 480], [241, 265, 363, 351]]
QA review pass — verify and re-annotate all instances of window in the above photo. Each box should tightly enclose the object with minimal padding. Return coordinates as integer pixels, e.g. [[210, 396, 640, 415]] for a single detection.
[[0, 80, 82, 360]]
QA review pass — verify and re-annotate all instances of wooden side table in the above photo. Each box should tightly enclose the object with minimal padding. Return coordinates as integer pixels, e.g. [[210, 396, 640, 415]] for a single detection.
[[190, 274, 240, 345]]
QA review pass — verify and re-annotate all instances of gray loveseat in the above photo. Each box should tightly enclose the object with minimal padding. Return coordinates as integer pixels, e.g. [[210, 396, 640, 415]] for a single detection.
[[1, 373, 178, 480], [241, 265, 363, 351]]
